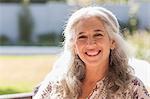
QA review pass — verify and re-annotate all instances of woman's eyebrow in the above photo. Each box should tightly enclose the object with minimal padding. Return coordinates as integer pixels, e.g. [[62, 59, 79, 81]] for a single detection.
[[94, 29, 104, 32], [77, 29, 103, 35], [78, 32, 85, 35]]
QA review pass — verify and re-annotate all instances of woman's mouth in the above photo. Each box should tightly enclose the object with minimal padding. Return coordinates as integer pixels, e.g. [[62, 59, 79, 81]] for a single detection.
[[85, 50, 101, 56]]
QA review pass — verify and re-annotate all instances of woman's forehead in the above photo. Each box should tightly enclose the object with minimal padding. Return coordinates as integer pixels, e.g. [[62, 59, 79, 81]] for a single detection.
[[74, 17, 106, 33]]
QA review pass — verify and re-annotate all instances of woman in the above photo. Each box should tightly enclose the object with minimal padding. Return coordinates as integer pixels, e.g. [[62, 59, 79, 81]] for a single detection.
[[33, 7, 150, 99]]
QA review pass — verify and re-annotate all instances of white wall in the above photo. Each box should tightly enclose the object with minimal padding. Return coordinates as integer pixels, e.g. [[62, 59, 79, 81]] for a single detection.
[[138, 3, 150, 29], [0, 3, 20, 42], [0, 3, 150, 43]]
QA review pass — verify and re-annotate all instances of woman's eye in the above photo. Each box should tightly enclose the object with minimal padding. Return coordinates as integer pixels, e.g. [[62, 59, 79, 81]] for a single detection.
[[78, 36, 87, 39], [94, 33, 103, 37]]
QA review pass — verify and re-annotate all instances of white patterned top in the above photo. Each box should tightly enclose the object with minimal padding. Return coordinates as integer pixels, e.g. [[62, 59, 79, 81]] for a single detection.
[[33, 76, 150, 99]]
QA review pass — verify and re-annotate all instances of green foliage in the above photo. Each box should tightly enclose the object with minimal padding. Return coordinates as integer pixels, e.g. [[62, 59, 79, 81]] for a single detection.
[[125, 31, 150, 62], [127, 16, 139, 34], [0, 35, 10, 45], [18, 4, 34, 44], [0, 87, 24, 95], [0, 85, 31, 95], [0, 82, 32, 95], [0, 0, 21, 3], [48, 0, 66, 2], [38, 32, 64, 46], [118, 20, 128, 32], [30, 0, 48, 3], [118, 17, 139, 35], [0, 0, 66, 3]]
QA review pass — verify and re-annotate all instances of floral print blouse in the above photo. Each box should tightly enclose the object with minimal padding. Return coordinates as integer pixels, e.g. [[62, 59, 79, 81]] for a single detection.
[[87, 77, 150, 99], [33, 76, 150, 99]]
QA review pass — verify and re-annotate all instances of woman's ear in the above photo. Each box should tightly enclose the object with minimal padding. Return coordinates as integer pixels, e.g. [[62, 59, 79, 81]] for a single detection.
[[110, 40, 116, 50]]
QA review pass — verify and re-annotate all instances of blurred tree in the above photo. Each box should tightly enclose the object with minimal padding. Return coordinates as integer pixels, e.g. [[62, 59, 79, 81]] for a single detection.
[[30, 0, 47, 3], [0, 0, 47, 3], [18, 0, 34, 45], [0, 0, 21, 3], [128, 0, 140, 34], [0, 0, 149, 3], [38, 31, 64, 46], [48, 0, 66, 2], [0, 35, 10, 45], [0, 0, 66, 3]]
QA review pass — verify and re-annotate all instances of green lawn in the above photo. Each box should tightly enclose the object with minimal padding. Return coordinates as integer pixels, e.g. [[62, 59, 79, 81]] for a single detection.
[[0, 55, 58, 95]]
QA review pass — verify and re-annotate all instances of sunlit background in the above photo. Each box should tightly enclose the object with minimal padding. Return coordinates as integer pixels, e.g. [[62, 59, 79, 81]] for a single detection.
[[0, 0, 150, 98]]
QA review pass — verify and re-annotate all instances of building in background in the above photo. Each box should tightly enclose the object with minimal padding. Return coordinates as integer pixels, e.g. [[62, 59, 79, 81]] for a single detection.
[[0, 0, 150, 45]]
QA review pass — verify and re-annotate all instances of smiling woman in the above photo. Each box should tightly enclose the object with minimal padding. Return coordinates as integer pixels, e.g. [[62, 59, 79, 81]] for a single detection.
[[33, 7, 150, 99], [74, 17, 114, 69]]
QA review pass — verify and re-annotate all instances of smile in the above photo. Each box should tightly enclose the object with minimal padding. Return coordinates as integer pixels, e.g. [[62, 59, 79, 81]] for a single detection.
[[85, 50, 101, 56]]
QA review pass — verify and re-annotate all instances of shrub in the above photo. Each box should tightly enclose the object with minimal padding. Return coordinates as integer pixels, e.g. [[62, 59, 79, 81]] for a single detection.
[[125, 31, 150, 62], [0, 35, 10, 45], [38, 32, 64, 46], [18, 3, 34, 44], [127, 16, 139, 34]]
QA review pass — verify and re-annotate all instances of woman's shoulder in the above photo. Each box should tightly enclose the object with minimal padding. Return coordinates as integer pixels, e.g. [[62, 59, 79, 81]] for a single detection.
[[33, 77, 67, 99], [33, 81, 53, 99], [127, 76, 150, 98], [129, 76, 148, 90]]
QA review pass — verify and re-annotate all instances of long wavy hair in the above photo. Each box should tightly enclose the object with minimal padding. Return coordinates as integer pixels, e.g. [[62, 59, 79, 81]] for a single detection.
[[36, 7, 133, 98]]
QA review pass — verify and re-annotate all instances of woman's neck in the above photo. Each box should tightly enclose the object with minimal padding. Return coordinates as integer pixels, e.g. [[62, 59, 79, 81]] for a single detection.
[[84, 63, 109, 83]]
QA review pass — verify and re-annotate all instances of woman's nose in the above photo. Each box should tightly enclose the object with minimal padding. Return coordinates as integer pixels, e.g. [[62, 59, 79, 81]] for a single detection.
[[87, 37, 96, 46]]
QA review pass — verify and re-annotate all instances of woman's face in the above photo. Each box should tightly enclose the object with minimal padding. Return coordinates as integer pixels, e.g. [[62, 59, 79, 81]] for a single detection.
[[74, 17, 115, 67]]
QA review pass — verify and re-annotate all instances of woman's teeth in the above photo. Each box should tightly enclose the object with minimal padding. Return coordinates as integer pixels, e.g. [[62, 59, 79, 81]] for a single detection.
[[86, 50, 101, 56]]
